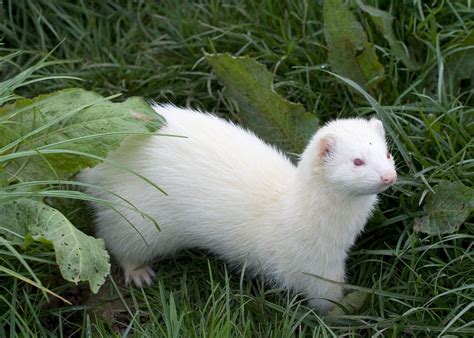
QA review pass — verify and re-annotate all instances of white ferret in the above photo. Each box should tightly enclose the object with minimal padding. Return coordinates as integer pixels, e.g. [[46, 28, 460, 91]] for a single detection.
[[79, 104, 397, 313]]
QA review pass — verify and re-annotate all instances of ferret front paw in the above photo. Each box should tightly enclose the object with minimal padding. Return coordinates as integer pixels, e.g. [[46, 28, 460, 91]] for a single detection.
[[124, 265, 156, 287]]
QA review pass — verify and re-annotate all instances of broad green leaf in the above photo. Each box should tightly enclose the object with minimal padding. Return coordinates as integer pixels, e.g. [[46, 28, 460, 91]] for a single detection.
[[0, 88, 163, 183], [0, 198, 110, 293], [356, 0, 419, 71], [323, 0, 384, 90], [445, 31, 474, 93], [206, 53, 318, 153], [414, 181, 474, 235]]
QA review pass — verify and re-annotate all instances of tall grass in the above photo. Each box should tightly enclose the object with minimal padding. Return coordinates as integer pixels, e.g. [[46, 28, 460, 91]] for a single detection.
[[1, 0, 473, 336]]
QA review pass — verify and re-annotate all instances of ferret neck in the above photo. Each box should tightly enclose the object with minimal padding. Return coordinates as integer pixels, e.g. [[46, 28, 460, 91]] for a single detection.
[[283, 170, 378, 252]]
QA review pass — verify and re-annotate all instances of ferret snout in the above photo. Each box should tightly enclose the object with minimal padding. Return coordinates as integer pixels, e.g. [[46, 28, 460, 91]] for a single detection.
[[381, 171, 397, 185]]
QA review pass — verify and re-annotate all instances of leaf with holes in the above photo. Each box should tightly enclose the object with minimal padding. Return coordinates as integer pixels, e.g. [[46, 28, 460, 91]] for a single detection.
[[414, 181, 474, 235], [206, 53, 318, 153], [0, 198, 110, 293], [0, 88, 163, 183]]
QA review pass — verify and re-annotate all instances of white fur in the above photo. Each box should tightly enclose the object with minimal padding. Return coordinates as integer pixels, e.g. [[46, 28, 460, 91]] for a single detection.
[[78, 105, 396, 313]]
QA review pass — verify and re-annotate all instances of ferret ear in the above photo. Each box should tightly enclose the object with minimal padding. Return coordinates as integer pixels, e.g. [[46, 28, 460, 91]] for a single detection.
[[318, 134, 336, 161], [369, 118, 385, 137]]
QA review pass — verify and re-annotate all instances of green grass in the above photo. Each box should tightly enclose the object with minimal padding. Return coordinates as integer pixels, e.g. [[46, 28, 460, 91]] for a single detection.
[[1, 0, 473, 336]]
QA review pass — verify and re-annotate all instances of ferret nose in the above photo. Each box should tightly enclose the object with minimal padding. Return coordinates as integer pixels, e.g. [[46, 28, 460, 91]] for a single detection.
[[381, 171, 397, 185]]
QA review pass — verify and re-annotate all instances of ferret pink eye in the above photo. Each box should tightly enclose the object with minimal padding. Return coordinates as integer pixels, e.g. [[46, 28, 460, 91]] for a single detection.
[[353, 158, 364, 166], [387, 152, 391, 159]]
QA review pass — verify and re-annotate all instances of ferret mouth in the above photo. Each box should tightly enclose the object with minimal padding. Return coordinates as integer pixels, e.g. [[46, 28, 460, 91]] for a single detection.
[[377, 182, 395, 193]]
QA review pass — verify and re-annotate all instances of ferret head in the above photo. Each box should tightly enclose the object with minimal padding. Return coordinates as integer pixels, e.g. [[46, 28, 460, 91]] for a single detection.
[[301, 117, 397, 196]]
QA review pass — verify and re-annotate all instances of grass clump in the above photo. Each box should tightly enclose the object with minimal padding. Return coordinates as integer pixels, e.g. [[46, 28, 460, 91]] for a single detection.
[[1, 0, 473, 336]]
